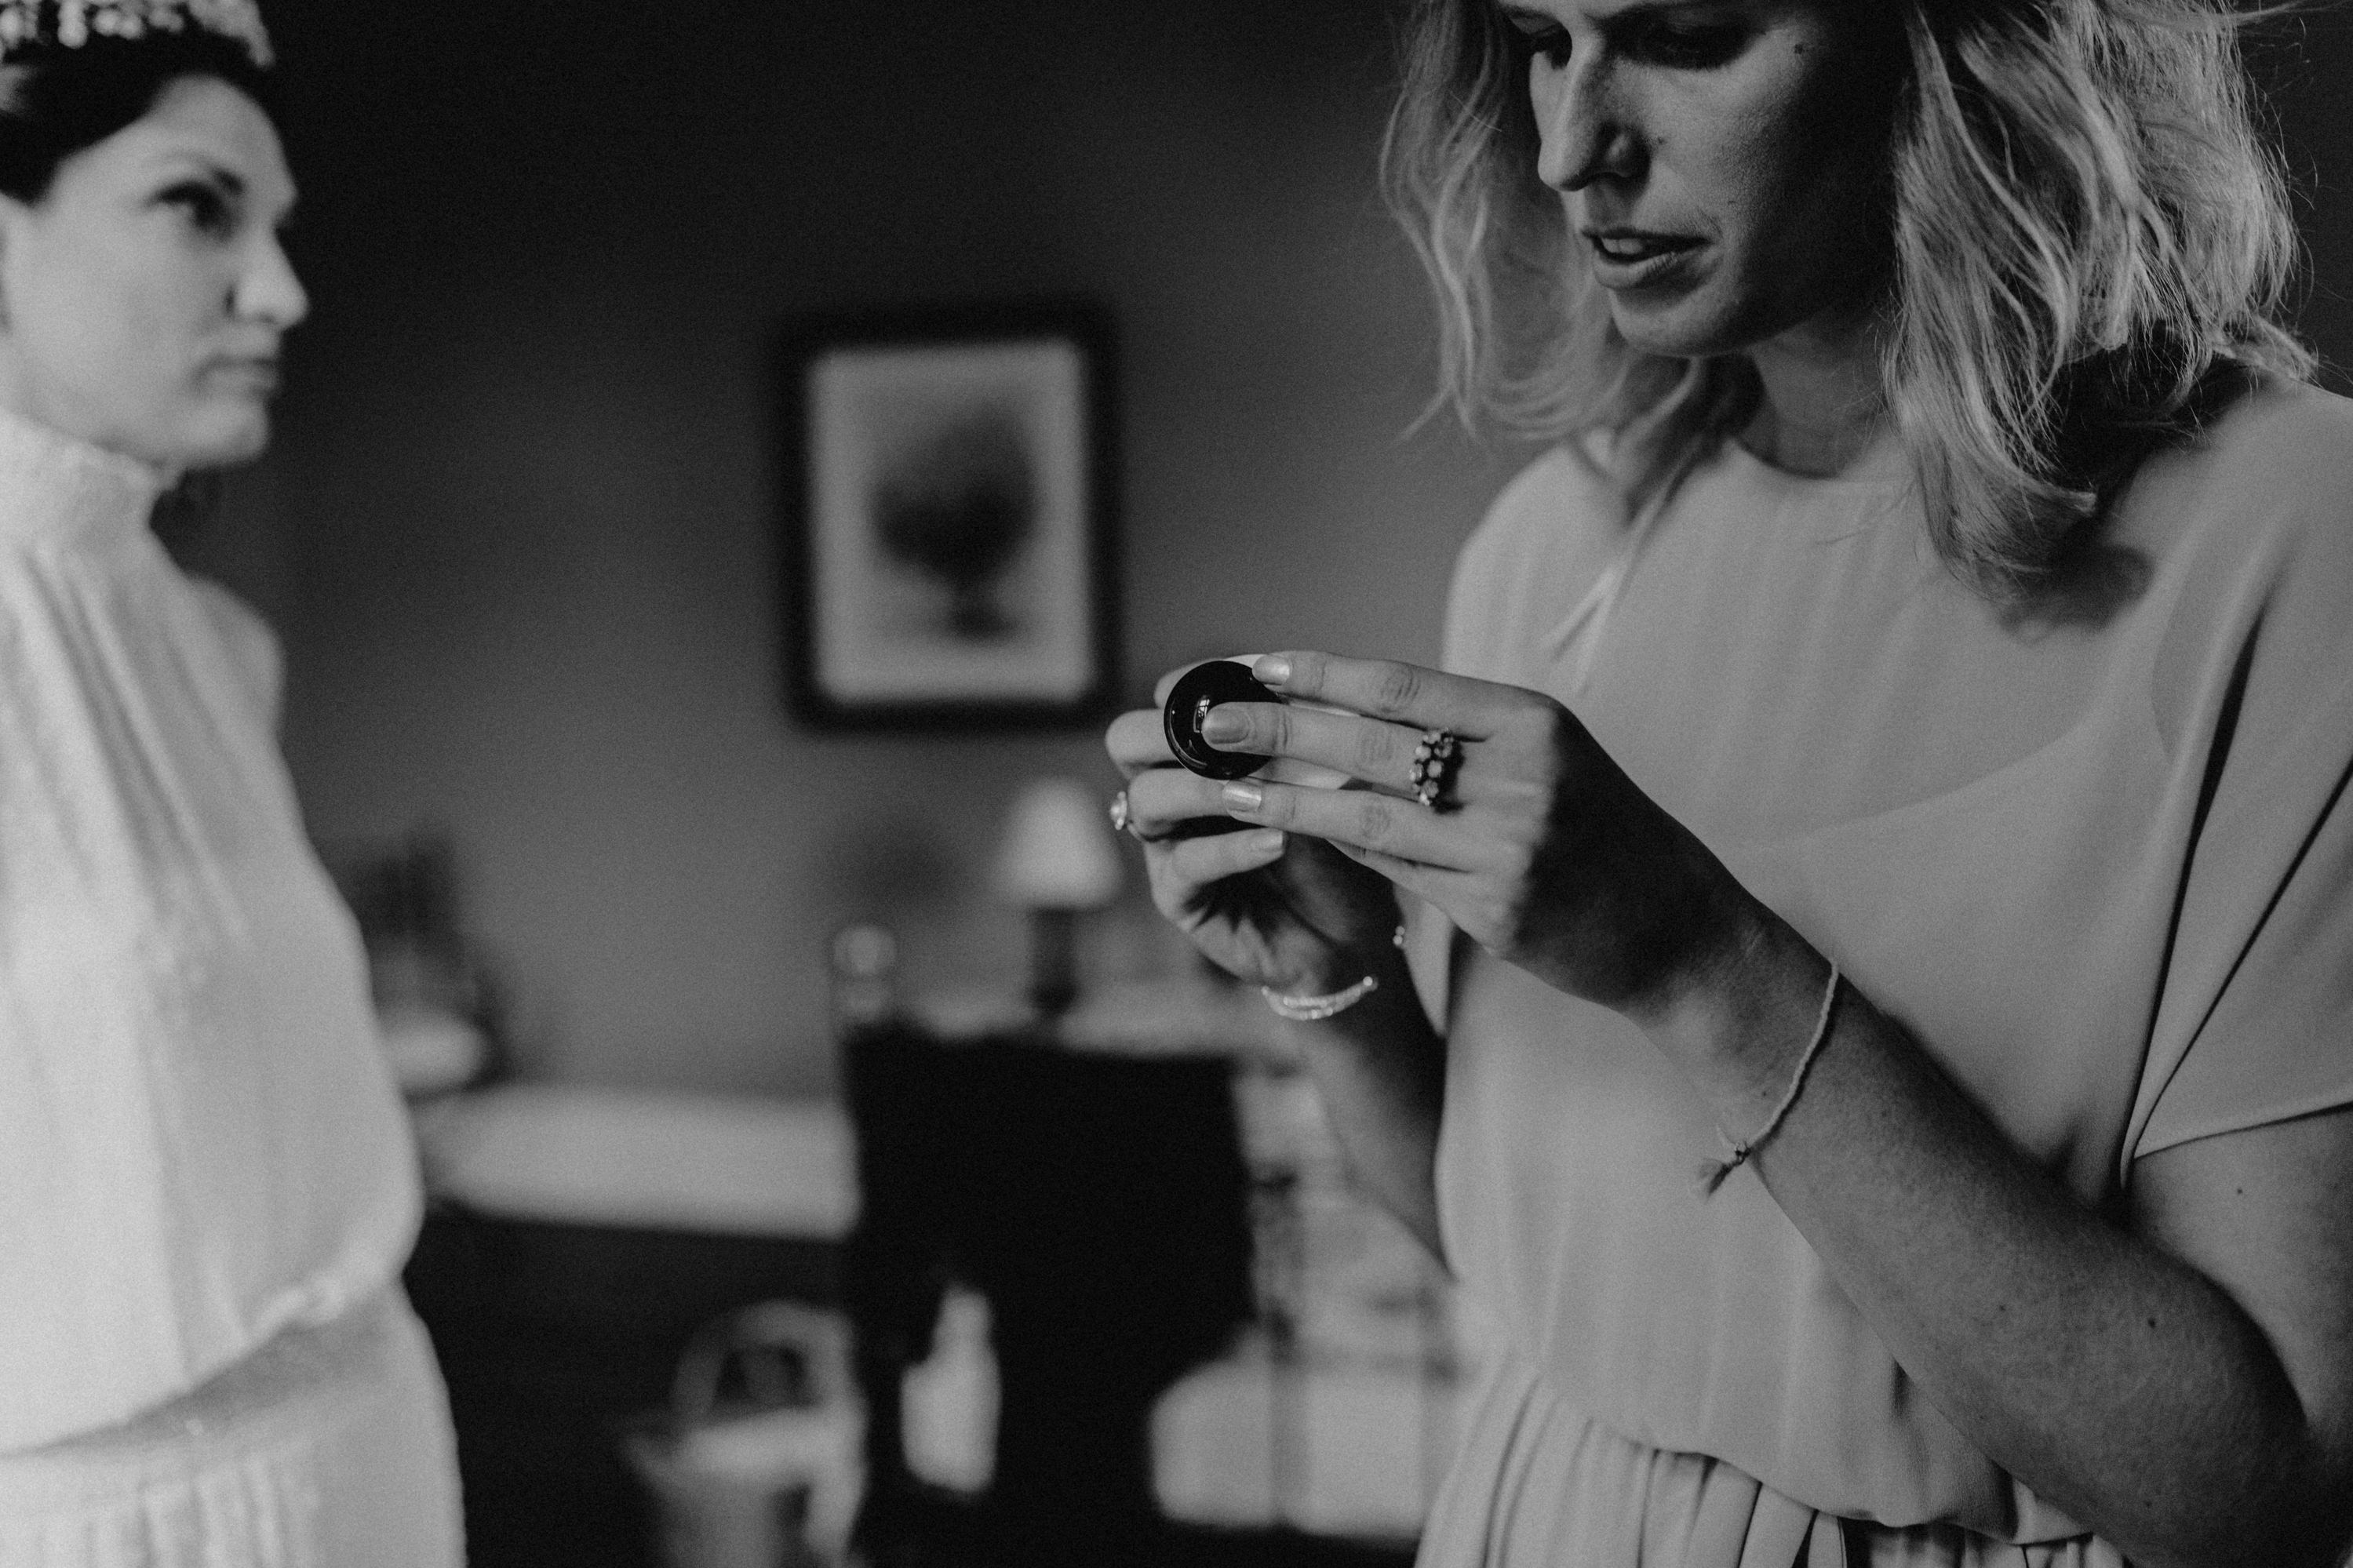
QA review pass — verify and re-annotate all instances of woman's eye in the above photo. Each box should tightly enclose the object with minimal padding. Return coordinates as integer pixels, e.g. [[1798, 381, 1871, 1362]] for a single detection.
[[1634, 22, 1745, 68], [159, 182, 235, 237]]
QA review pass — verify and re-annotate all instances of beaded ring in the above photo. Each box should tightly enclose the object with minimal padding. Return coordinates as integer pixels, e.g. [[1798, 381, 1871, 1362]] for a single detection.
[[1408, 729, 1462, 810]]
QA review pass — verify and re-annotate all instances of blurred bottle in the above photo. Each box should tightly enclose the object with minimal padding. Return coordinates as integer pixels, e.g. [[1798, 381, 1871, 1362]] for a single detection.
[[899, 1286, 999, 1496], [829, 923, 900, 1035]]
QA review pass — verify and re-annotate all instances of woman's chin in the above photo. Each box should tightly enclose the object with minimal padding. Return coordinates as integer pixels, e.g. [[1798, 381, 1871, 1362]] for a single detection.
[[146, 408, 272, 473], [1606, 296, 1739, 362]]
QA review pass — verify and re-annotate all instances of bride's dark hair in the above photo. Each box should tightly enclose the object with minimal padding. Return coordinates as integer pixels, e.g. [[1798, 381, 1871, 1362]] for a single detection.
[[0, 29, 275, 202]]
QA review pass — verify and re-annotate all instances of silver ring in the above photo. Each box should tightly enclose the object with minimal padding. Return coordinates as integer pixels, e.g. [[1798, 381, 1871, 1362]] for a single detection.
[[1408, 729, 1462, 811], [1109, 788, 1166, 843], [1111, 786, 1182, 844]]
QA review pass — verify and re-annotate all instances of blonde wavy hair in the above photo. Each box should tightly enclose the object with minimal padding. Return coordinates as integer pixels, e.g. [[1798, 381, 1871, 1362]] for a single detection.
[[1384, 0, 2316, 602]]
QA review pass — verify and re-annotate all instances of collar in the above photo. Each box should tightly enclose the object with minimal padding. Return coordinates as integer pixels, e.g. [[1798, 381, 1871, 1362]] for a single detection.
[[0, 405, 170, 549]]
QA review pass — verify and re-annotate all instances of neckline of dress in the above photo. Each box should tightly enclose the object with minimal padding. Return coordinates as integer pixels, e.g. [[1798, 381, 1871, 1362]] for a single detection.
[[1544, 427, 1918, 693], [1717, 427, 1914, 498], [0, 406, 170, 549]]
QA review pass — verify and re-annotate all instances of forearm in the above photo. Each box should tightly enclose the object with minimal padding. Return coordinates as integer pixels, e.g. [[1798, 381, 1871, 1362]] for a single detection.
[[1286, 944, 1448, 1264], [1651, 915, 2339, 1566]]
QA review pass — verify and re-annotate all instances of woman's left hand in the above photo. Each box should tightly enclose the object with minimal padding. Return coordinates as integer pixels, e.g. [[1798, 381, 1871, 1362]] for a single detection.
[[1207, 649, 1752, 1020]]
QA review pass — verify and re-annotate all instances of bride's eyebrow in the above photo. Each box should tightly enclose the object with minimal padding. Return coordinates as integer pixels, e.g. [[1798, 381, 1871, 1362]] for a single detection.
[[1498, 0, 1747, 29], [146, 151, 244, 192], [1604, 0, 1748, 24]]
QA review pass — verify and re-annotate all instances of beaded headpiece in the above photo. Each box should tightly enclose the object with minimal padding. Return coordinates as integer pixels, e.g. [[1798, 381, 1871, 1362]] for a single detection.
[[0, 0, 273, 69]]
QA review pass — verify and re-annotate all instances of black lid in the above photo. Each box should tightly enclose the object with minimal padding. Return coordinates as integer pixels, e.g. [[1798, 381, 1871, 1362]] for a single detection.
[[1162, 660, 1277, 780]]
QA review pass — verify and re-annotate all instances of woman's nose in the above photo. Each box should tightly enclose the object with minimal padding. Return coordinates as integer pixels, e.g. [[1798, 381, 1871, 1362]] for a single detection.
[[1533, 57, 1639, 191], [235, 234, 309, 330]]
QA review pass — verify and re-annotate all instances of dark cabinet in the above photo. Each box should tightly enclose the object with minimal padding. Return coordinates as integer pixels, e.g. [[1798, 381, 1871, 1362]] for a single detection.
[[405, 1197, 840, 1568]]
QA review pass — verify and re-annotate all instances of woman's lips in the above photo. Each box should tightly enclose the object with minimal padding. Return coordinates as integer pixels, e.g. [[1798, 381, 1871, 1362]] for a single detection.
[[1583, 230, 1703, 288], [206, 358, 281, 394]]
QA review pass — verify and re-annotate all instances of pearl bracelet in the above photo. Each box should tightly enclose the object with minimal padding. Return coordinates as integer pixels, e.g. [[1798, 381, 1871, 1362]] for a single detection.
[[1261, 973, 1379, 1022]]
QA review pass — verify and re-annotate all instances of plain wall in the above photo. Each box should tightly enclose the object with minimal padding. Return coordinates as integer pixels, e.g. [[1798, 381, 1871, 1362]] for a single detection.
[[227, 0, 1523, 1096], [200, 2, 2353, 1098]]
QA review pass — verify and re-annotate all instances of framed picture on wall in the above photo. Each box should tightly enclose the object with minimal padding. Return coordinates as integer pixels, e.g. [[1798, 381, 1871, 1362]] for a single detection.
[[776, 300, 1120, 730]]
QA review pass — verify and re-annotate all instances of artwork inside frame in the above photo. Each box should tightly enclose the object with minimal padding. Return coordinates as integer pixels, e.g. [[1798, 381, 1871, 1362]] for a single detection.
[[776, 300, 1120, 730]]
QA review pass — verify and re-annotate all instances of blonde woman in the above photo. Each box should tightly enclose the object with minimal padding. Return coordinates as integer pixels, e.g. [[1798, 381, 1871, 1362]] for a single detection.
[[1109, 0, 2353, 1563], [0, 5, 461, 1563]]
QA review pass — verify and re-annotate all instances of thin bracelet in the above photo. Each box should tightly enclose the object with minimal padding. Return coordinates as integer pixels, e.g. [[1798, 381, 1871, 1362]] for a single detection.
[[1695, 962, 1842, 1199], [1261, 926, 1406, 1022], [1261, 973, 1379, 1022]]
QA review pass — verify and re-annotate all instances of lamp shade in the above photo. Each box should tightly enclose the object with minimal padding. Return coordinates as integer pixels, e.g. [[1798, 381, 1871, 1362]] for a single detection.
[[991, 777, 1124, 910]]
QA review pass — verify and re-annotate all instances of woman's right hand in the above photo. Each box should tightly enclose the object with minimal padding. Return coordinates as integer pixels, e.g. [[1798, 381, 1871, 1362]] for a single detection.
[[1105, 668, 1401, 995]]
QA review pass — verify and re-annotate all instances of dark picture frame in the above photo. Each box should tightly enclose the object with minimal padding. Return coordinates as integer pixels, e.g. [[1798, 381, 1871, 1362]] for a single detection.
[[776, 300, 1120, 730]]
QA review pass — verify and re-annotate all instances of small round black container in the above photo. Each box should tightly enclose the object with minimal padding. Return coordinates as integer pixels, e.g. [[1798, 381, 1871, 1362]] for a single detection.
[[1162, 660, 1277, 780]]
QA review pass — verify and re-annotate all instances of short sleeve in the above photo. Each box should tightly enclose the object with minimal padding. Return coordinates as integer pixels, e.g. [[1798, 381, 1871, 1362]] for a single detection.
[[2132, 395, 2353, 1157], [2138, 727, 2353, 1154]]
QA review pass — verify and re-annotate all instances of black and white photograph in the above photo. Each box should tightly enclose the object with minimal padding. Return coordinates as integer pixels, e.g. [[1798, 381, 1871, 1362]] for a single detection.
[[2, 2, 2350, 1566], [781, 303, 1117, 729]]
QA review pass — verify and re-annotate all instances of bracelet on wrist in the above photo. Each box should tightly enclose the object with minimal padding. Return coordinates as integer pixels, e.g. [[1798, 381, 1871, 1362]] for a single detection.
[[1261, 973, 1379, 1022], [1259, 926, 1407, 1023], [1695, 962, 1842, 1198]]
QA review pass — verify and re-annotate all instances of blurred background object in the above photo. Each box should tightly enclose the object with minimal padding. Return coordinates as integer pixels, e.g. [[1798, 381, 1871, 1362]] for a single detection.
[[989, 775, 1126, 1014], [405, 1081, 857, 1568], [837, 976, 1262, 1566], [829, 923, 902, 1035], [624, 1301, 862, 1568], [1154, 1053, 1470, 1541], [779, 301, 1119, 731], [323, 828, 504, 1098], [873, 406, 1039, 643]]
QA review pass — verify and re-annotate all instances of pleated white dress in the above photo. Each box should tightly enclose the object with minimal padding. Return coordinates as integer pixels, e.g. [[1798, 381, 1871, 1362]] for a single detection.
[[0, 409, 461, 1566], [1406, 380, 2353, 1566]]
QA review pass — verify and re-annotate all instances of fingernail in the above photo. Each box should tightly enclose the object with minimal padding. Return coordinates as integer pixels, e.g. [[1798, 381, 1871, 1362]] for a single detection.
[[1247, 831, 1285, 857], [1254, 655, 1292, 687], [1200, 708, 1246, 744], [1222, 780, 1264, 813]]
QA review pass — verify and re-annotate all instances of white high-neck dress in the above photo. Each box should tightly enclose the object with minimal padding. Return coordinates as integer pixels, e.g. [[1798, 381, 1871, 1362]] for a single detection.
[[0, 409, 460, 1566]]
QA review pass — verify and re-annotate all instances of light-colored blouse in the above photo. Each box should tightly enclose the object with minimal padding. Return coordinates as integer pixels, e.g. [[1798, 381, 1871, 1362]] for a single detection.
[[0, 409, 420, 1452], [1407, 380, 2353, 1563]]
